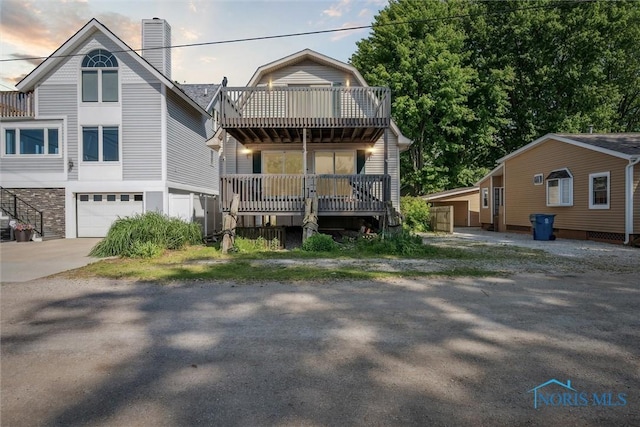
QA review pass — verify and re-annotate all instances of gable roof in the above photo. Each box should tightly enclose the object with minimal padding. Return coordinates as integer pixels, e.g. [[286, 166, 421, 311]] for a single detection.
[[422, 187, 478, 201], [498, 133, 640, 163], [245, 48, 412, 149], [16, 18, 209, 117]]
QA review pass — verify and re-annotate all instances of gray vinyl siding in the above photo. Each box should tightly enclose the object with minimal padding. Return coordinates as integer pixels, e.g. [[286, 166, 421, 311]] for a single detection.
[[37, 84, 77, 177], [365, 132, 400, 210], [0, 155, 64, 173], [142, 20, 171, 79], [257, 59, 351, 86], [166, 91, 217, 192], [122, 83, 162, 180], [41, 31, 157, 86]]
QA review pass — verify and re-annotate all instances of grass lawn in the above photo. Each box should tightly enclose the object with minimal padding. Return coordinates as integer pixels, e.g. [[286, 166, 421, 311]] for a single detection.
[[64, 238, 549, 282]]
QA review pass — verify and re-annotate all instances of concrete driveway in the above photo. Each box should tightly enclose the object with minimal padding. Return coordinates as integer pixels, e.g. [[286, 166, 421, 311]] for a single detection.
[[1, 273, 639, 426], [0, 238, 101, 283]]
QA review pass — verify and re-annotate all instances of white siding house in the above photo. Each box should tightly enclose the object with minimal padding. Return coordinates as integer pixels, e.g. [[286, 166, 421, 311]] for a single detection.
[[0, 18, 219, 238], [212, 49, 411, 229]]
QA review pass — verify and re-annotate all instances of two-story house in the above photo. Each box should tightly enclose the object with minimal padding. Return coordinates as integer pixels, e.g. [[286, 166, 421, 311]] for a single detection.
[[0, 18, 220, 239], [211, 49, 411, 232]]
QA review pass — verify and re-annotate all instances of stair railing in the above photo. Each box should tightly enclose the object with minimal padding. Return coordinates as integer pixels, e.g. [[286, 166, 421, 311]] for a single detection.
[[0, 187, 44, 237]]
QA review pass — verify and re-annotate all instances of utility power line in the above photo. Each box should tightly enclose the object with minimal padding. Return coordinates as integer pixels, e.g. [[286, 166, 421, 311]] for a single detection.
[[0, 1, 591, 64]]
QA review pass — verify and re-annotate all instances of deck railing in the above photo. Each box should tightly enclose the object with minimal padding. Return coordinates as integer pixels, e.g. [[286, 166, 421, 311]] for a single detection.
[[0, 91, 34, 118], [220, 86, 391, 128], [221, 174, 389, 215]]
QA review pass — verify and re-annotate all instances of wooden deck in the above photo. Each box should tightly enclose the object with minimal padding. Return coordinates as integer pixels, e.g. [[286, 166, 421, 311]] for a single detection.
[[0, 92, 34, 118], [221, 174, 389, 216], [219, 86, 391, 144]]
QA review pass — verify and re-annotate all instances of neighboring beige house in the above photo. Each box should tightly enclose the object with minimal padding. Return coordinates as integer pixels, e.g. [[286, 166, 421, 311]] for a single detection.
[[209, 49, 411, 230], [423, 187, 480, 227], [477, 133, 640, 245]]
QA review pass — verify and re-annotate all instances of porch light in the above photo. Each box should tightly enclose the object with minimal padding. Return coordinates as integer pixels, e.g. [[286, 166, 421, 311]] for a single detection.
[[366, 147, 376, 156], [346, 79, 350, 87], [242, 148, 252, 157]]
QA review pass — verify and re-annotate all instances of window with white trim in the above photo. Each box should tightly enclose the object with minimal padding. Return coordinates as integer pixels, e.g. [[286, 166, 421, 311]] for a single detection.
[[533, 173, 543, 185], [546, 168, 573, 206], [81, 49, 119, 102], [589, 171, 610, 209], [82, 126, 119, 162], [481, 188, 489, 208], [2, 124, 61, 156]]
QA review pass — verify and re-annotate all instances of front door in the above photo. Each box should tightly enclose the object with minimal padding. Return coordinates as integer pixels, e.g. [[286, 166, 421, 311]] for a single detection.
[[493, 187, 503, 232]]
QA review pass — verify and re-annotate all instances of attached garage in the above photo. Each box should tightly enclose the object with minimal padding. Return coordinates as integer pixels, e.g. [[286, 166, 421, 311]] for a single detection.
[[76, 193, 144, 237]]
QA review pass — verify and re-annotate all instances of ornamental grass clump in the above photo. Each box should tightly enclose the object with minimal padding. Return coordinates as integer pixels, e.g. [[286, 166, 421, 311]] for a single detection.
[[89, 212, 202, 258]]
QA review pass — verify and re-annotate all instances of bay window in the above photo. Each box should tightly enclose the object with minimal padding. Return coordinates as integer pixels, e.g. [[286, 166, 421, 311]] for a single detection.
[[546, 168, 573, 206]]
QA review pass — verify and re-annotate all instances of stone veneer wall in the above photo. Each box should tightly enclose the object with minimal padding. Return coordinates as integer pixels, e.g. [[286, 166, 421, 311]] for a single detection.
[[5, 188, 66, 238]]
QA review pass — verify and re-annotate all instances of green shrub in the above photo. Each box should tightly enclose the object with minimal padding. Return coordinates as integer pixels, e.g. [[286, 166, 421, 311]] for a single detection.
[[232, 236, 281, 253], [89, 212, 202, 258], [302, 233, 338, 252], [354, 230, 435, 257], [401, 196, 430, 232]]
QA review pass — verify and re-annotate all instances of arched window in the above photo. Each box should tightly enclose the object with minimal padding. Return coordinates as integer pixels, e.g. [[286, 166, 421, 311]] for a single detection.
[[81, 49, 118, 102]]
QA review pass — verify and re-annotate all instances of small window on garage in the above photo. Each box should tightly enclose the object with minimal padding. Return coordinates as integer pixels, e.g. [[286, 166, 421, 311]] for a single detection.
[[107, 195, 116, 201], [134, 194, 143, 201], [93, 195, 102, 202], [79, 194, 89, 202], [120, 195, 130, 201]]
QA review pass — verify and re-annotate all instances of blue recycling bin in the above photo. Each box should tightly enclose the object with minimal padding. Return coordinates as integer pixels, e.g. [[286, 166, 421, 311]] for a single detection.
[[529, 214, 556, 241]]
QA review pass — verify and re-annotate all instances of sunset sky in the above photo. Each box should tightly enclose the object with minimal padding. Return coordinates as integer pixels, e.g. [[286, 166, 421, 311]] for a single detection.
[[0, 0, 388, 90]]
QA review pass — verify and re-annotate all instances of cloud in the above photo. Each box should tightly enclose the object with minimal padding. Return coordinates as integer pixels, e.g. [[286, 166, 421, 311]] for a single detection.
[[200, 56, 217, 64], [180, 29, 200, 42], [189, 0, 197, 13], [322, 0, 351, 18], [0, 0, 140, 55], [330, 21, 367, 41], [7, 53, 45, 67], [358, 8, 370, 17]]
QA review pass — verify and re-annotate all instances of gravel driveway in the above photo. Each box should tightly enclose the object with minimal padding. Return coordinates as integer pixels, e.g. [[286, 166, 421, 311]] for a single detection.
[[2, 270, 639, 426], [1, 230, 638, 426]]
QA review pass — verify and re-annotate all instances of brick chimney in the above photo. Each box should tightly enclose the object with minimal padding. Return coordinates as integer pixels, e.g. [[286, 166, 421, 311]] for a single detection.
[[141, 18, 172, 79]]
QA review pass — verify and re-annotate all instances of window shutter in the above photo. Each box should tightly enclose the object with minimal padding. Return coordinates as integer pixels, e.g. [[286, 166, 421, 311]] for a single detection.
[[356, 150, 366, 173], [252, 151, 261, 173]]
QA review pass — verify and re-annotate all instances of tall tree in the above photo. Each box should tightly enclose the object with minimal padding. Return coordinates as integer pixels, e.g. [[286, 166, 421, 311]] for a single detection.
[[477, 0, 640, 153], [351, 0, 640, 195], [352, 0, 512, 194]]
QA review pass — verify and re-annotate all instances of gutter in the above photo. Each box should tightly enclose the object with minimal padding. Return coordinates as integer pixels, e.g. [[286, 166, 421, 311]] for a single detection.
[[625, 157, 640, 245]]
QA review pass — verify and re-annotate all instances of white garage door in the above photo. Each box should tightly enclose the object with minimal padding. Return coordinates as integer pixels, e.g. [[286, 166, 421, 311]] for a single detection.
[[77, 193, 144, 237]]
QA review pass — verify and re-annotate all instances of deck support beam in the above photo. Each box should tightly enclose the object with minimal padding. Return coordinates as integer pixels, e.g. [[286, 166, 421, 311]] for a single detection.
[[383, 127, 390, 202]]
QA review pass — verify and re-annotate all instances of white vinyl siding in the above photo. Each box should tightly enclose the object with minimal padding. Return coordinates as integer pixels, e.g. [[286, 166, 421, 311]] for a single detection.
[[257, 59, 349, 87], [166, 91, 217, 192], [122, 83, 162, 180]]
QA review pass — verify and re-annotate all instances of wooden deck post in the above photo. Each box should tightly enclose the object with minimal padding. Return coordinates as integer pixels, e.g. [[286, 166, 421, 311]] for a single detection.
[[221, 194, 240, 254], [384, 201, 402, 236], [302, 196, 319, 242], [383, 128, 390, 202]]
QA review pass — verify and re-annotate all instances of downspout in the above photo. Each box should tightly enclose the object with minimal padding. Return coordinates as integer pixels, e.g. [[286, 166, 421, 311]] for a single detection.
[[625, 157, 640, 245]]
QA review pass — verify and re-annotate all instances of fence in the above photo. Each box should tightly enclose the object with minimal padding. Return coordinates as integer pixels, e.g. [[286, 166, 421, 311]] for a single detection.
[[430, 206, 453, 233]]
